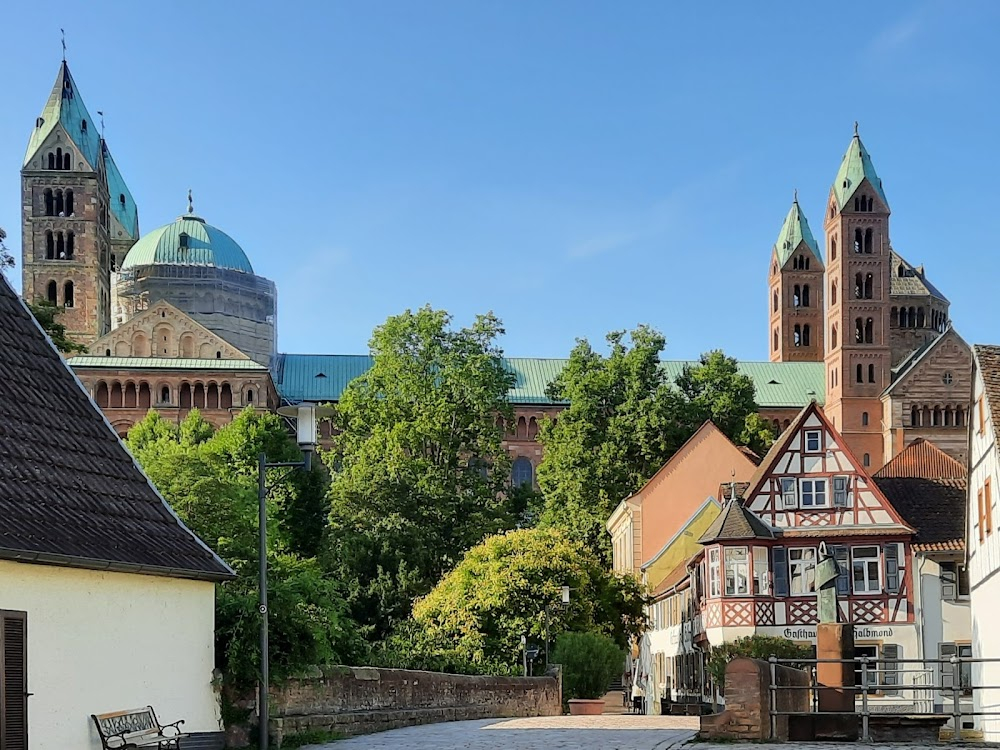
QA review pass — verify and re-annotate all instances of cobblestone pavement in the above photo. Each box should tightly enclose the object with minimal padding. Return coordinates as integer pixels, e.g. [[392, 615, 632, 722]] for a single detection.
[[307, 715, 698, 749]]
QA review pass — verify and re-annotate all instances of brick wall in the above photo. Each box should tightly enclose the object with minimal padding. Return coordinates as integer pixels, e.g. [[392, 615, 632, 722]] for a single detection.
[[699, 658, 810, 741], [227, 666, 562, 747]]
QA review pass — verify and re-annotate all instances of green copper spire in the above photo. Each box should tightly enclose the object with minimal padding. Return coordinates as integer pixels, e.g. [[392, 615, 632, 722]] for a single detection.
[[774, 193, 820, 266], [831, 123, 888, 210]]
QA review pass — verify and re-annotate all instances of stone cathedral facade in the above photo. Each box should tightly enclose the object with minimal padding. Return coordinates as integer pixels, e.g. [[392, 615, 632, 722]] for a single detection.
[[17, 61, 972, 474]]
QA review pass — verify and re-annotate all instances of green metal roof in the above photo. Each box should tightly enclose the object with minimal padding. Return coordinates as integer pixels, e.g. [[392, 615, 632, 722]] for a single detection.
[[832, 131, 888, 210], [273, 354, 824, 408], [774, 198, 820, 266], [69, 356, 266, 371], [120, 214, 254, 274], [24, 62, 139, 240]]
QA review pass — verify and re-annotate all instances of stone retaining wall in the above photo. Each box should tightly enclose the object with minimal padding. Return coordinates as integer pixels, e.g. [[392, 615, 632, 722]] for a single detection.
[[699, 658, 810, 741], [227, 665, 561, 747]]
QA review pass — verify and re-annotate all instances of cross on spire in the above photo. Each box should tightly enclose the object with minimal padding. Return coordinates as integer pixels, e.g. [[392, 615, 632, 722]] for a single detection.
[[187, 189, 194, 214], [61, 29, 66, 61], [854, 120, 859, 137]]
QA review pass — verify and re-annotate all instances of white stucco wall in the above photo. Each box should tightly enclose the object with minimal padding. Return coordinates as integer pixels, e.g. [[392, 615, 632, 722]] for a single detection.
[[969, 362, 1000, 740], [0, 560, 220, 749]]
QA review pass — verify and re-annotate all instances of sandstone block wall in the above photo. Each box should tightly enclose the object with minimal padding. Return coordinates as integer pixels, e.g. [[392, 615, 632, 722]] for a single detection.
[[228, 666, 561, 747]]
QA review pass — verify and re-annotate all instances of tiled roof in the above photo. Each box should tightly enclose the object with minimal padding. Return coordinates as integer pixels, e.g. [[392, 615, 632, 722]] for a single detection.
[[69, 356, 267, 371], [781, 525, 913, 538], [875, 438, 966, 480], [975, 345, 1000, 445], [890, 251, 949, 301], [0, 273, 233, 581], [273, 354, 825, 408], [871, 477, 966, 550], [774, 199, 821, 267], [698, 499, 774, 543]]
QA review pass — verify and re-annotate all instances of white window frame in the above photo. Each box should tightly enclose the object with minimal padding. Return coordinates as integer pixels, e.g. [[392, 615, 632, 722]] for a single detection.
[[708, 548, 721, 598], [725, 546, 750, 596], [852, 545, 882, 594], [753, 546, 769, 596], [801, 478, 828, 507], [789, 547, 817, 595], [781, 477, 797, 508], [805, 430, 822, 452]]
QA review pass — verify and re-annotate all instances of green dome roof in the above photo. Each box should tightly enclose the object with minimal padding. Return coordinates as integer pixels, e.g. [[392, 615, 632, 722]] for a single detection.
[[120, 213, 253, 274]]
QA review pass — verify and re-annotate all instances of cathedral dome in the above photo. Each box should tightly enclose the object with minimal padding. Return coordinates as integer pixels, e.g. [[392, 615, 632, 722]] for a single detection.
[[120, 212, 254, 274]]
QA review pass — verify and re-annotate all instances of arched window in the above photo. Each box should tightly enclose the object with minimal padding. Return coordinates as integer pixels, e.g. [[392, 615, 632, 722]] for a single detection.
[[803, 324, 811, 347], [511, 457, 534, 488], [160, 386, 170, 404], [831, 324, 838, 348], [856, 364, 863, 383], [247, 388, 255, 404], [911, 406, 920, 427], [957, 407, 964, 427], [933, 407, 942, 427], [180, 383, 192, 408], [794, 325, 802, 347], [45, 231, 54, 259], [855, 273, 863, 299], [855, 318, 864, 344], [772, 291, 778, 312], [44, 189, 54, 216], [854, 228, 863, 253], [221, 383, 233, 409], [207, 384, 219, 409], [916, 307, 925, 328], [124, 383, 137, 408], [944, 407, 953, 427], [854, 197, 860, 211], [830, 205, 835, 219], [66, 232, 75, 260], [793, 285, 801, 307], [864, 227, 873, 253], [908, 307, 916, 328], [898, 264, 905, 277], [868, 364, 875, 383], [863, 453, 871, 467], [527, 417, 539, 440], [54, 189, 64, 216], [516, 416, 528, 439], [899, 307, 909, 327], [65, 189, 74, 215], [862, 412, 869, 426], [891, 307, 898, 328], [865, 318, 874, 344], [110, 382, 123, 408], [864, 273, 873, 299], [773, 329, 778, 351], [63, 281, 74, 308], [831, 280, 838, 305], [63, 151, 70, 170], [802, 285, 810, 307], [105, 349, 111, 357], [47, 152, 55, 169], [867, 197, 873, 211], [923, 406, 931, 426], [805, 256, 810, 270], [95, 382, 109, 408], [831, 237, 837, 260], [47, 280, 57, 304], [193, 383, 206, 409], [138, 383, 151, 409]]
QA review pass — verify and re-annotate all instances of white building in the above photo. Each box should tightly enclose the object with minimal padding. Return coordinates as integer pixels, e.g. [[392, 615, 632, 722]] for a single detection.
[[968, 345, 1000, 740], [0, 273, 233, 749]]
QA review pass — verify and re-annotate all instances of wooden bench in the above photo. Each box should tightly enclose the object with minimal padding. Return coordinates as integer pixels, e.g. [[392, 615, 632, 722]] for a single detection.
[[92, 706, 186, 749]]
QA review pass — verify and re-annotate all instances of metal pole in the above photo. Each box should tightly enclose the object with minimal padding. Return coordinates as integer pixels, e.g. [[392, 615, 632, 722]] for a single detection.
[[258, 452, 269, 750], [522, 635, 528, 677], [861, 658, 870, 743], [544, 606, 550, 666], [768, 656, 777, 740], [952, 654, 962, 743]]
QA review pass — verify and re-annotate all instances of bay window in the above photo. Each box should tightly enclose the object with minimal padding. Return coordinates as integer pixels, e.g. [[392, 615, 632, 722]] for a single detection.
[[708, 548, 721, 598], [753, 546, 769, 595]]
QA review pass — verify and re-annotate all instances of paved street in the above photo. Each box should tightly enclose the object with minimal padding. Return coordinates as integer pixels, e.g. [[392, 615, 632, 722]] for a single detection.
[[307, 715, 986, 749]]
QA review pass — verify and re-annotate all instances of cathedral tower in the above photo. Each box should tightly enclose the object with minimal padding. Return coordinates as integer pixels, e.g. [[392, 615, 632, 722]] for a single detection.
[[823, 126, 891, 470], [768, 194, 824, 362], [21, 61, 138, 345]]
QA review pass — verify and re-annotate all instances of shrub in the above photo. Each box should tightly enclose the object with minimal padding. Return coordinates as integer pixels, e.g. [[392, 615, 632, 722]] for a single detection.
[[552, 631, 625, 701], [707, 634, 813, 687]]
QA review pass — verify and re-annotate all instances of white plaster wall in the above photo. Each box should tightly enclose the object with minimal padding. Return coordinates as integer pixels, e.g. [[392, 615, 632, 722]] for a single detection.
[[0, 560, 220, 749], [969, 363, 1000, 740]]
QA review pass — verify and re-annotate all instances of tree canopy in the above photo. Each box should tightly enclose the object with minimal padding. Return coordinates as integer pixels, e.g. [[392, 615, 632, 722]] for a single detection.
[[536, 327, 771, 560], [0, 226, 13, 271], [411, 527, 645, 672], [325, 306, 518, 639], [128, 408, 359, 687], [27, 299, 86, 354]]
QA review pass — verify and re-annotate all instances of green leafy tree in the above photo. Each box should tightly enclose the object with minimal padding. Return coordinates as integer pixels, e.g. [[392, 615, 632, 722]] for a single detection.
[[537, 328, 771, 561], [410, 528, 646, 672], [27, 299, 87, 354], [127, 409, 360, 687], [326, 306, 517, 638], [553, 631, 626, 701], [0, 226, 13, 271]]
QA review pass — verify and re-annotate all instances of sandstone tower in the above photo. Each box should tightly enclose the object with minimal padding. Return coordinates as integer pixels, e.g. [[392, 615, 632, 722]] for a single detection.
[[768, 194, 825, 362], [21, 61, 139, 345], [823, 127, 891, 470]]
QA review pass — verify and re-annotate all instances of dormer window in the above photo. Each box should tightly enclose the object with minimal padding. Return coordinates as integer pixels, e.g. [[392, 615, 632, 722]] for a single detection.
[[119, 194, 126, 206], [179, 232, 189, 249], [81, 119, 87, 132], [805, 430, 821, 452]]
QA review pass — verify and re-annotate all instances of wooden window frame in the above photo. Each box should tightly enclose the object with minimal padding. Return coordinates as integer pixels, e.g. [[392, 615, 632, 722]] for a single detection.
[[979, 488, 986, 543], [1, 609, 28, 750], [987, 478, 993, 536]]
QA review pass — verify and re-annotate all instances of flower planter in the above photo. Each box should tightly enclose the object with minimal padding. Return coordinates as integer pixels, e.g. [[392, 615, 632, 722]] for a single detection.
[[568, 699, 605, 715]]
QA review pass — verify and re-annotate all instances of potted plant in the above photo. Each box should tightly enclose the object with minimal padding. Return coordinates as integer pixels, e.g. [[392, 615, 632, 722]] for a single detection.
[[552, 631, 626, 715]]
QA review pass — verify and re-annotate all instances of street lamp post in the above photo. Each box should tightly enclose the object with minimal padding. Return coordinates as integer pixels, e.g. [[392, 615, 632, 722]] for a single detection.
[[543, 586, 571, 666], [257, 402, 326, 750]]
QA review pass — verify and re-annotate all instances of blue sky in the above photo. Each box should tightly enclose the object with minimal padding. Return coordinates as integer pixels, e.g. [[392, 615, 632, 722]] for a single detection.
[[1, 1, 998, 360]]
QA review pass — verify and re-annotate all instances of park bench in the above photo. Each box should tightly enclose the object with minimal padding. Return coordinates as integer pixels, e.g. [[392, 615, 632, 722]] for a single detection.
[[92, 706, 186, 749]]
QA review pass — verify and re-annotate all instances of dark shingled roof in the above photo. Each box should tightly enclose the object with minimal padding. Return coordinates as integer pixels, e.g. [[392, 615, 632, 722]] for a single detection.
[[698, 499, 774, 543], [0, 273, 233, 581], [975, 345, 1000, 443], [874, 439, 967, 551]]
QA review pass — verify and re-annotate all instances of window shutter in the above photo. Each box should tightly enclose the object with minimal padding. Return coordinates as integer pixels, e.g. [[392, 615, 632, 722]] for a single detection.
[[773, 547, 789, 597], [833, 476, 849, 507], [882, 644, 900, 696], [941, 563, 957, 601], [940, 643, 957, 689], [885, 543, 900, 594], [1, 611, 28, 750], [833, 545, 850, 595]]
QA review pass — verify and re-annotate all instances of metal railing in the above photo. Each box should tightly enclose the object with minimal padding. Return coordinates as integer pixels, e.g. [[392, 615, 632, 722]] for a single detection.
[[767, 655, 1000, 743]]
